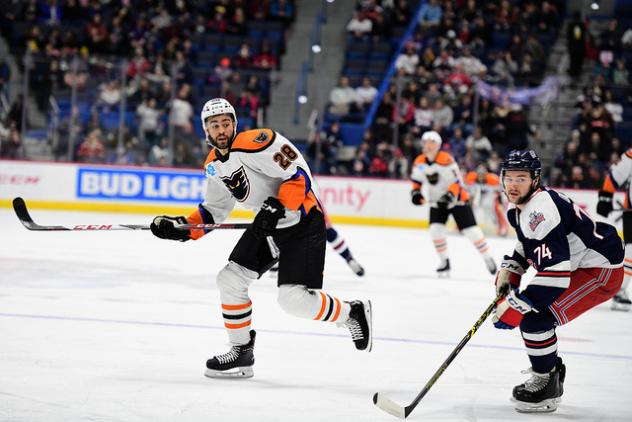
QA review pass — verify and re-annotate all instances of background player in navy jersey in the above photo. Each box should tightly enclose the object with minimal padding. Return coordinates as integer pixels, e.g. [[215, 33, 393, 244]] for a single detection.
[[492, 150, 623, 413]]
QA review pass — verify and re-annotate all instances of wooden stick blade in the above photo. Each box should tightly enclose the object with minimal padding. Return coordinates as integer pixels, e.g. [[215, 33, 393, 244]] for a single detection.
[[373, 393, 407, 419]]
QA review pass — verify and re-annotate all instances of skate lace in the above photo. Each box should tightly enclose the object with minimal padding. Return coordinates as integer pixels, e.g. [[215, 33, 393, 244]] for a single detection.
[[340, 318, 364, 341], [216, 347, 240, 365], [520, 368, 550, 393]]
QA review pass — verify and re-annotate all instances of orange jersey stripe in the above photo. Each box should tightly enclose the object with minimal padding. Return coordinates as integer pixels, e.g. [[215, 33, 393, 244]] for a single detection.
[[222, 300, 252, 311], [187, 208, 206, 240], [601, 174, 616, 193], [225, 320, 252, 329]]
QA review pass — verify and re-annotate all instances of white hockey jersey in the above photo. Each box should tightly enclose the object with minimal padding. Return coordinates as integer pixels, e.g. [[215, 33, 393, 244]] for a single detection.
[[409, 150, 470, 204], [602, 148, 632, 206], [186, 129, 321, 239]]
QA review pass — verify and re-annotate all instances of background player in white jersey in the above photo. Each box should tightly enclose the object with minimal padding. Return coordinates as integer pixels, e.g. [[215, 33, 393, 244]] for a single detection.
[[596, 148, 632, 310], [150, 98, 372, 378], [493, 150, 623, 413], [410, 131, 496, 276]]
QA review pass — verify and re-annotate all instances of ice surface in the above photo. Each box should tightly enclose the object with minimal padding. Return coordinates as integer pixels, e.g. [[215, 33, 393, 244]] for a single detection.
[[1, 209, 631, 421]]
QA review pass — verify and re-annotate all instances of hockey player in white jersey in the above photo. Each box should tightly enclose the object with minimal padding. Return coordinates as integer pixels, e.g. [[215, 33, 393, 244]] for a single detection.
[[410, 131, 497, 276], [596, 148, 632, 310], [493, 150, 623, 413], [150, 98, 372, 378]]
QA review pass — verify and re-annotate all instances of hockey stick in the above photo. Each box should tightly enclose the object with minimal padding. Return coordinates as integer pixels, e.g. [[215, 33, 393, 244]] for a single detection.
[[12, 197, 251, 231], [373, 288, 507, 419]]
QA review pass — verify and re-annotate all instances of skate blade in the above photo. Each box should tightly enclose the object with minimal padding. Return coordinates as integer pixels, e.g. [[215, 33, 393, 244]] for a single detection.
[[204, 366, 254, 379], [364, 300, 373, 353], [512, 397, 560, 413], [611, 302, 631, 312], [437, 271, 450, 278]]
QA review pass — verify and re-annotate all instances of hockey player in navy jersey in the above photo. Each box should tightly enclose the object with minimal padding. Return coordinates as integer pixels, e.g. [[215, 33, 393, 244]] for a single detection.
[[150, 98, 372, 379], [492, 150, 623, 413]]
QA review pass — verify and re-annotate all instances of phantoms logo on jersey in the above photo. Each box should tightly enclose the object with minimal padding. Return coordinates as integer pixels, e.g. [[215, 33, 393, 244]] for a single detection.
[[205, 163, 217, 177], [529, 211, 545, 231], [220, 166, 250, 201], [253, 131, 269, 144]]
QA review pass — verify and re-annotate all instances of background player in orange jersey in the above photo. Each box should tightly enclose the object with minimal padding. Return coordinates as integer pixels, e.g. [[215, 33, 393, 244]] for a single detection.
[[464, 163, 510, 237], [150, 98, 372, 379], [596, 148, 632, 310], [410, 130, 497, 276]]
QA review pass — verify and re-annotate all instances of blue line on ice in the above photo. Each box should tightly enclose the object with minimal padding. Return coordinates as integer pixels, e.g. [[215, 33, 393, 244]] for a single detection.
[[2, 311, 630, 361]]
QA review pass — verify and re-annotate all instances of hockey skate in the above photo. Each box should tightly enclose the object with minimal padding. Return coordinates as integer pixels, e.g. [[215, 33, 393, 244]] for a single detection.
[[268, 263, 279, 278], [337, 300, 372, 352], [347, 259, 365, 277], [611, 288, 631, 311], [512, 358, 565, 413], [437, 259, 450, 277], [205, 330, 256, 379], [484, 256, 497, 275]]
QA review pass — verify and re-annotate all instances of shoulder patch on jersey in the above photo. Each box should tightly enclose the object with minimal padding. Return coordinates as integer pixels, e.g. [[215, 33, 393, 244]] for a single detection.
[[205, 162, 217, 178], [231, 129, 276, 152], [528, 210, 546, 231], [434, 151, 454, 166]]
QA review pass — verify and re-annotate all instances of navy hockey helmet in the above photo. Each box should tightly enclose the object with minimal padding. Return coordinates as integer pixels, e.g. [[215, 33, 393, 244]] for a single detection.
[[501, 150, 542, 179]]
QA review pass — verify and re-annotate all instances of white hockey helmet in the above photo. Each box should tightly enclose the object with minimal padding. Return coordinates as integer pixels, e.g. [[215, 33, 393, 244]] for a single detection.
[[421, 130, 442, 146], [200, 98, 238, 147]]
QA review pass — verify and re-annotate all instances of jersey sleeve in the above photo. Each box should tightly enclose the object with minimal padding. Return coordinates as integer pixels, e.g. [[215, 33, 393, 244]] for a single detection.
[[186, 175, 236, 240], [240, 132, 320, 213], [521, 204, 571, 311], [409, 155, 425, 190]]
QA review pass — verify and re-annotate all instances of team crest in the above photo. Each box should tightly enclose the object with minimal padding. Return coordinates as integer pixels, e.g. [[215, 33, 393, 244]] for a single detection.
[[253, 131, 269, 144], [426, 172, 439, 185], [205, 163, 217, 177], [528, 211, 545, 231], [221, 166, 250, 201]]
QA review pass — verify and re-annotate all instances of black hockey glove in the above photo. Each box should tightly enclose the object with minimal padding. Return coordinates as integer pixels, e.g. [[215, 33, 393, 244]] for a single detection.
[[150, 215, 190, 241], [596, 190, 613, 217], [411, 189, 425, 205], [437, 191, 457, 209], [253, 196, 285, 237]]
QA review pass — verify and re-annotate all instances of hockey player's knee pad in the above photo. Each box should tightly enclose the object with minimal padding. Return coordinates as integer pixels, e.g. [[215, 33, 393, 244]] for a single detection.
[[429, 223, 446, 239], [277, 284, 314, 317], [216, 261, 256, 296], [462, 225, 484, 242]]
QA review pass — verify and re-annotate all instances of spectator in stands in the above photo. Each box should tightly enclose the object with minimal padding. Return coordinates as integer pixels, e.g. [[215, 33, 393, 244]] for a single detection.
[[414, 96, 434, 134], [227, 7, 247, 35], [96, 80, 121, 111], [346, 11, 373, 39], [329, 76, 358, 116], [418, 0, 442, 28], [613, 60, 629, 86], [567, 12, 586, 79], [86, 13, 108, 54], [137, 98, 162, 151], [395, 42, 419, 76], [355, 77, 378, 110], [148, 137, 172, 167], [170, 85, 194, 134], [234, 43, 252, 69], [0, 120, 21, 159], [252, 41, 277, 70], [174, 51, 194, 86], [393, 94, 415, 135], [466, 126, 492, 163], [447, 127, 467, 162], [77, 129, 106, 163], [270, 0, 295, 28], [432, 99, 453, 133], [309, 121, 343, 175], [207, 5, 229, 33]]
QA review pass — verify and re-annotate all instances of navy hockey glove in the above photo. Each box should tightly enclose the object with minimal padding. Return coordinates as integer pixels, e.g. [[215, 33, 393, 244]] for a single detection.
[[437, 191, 457, 208], [253, 197, 285, 237], [411, 189, 426, 205], [596, 190, 613, 217], [492, 290, 534, 330], [150, 215, 190, 241]]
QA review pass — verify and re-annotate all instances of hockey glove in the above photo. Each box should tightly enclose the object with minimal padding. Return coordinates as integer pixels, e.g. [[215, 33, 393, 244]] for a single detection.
[[495, 257, 525, 295], [253, 196, 285, 237], [150, 215, 190, 242], [492, 290, 534, 330], [411, 189, 426, 205], [596, 190, 613, 217], [437, 191, 457, 209]]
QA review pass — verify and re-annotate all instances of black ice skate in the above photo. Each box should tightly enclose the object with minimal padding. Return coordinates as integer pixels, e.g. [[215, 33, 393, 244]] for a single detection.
[[347, 258, 365, 277], [611, 288, 631, 312], [205, 330, 256, 379], [484, 256, 497, 275], [512, 358, 565, 413], [337, 300, 372, 352], [437, 259, 450, 277]]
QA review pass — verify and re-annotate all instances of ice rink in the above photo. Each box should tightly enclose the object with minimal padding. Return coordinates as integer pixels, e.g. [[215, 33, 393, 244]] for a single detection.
[[1, 208, 631, 421]]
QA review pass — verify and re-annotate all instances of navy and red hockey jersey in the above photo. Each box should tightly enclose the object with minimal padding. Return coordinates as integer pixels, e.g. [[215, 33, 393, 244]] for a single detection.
[[506, 188, 623, 311]]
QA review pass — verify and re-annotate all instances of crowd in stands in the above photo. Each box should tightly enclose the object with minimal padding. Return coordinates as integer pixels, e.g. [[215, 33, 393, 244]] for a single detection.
[[552, 17, 632, 188], [310, 0, 563, 181], [0, 0, 294, 165]]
